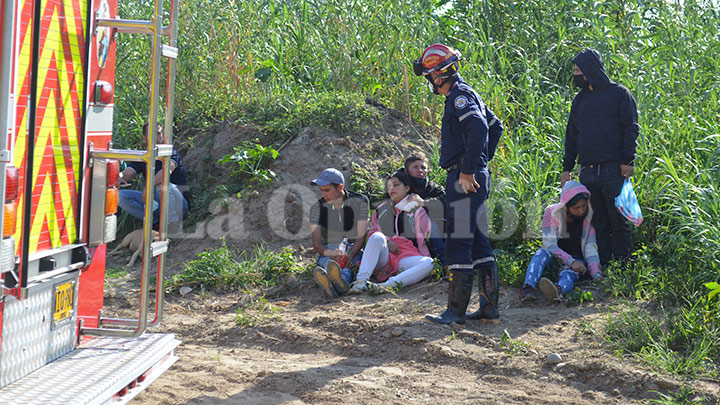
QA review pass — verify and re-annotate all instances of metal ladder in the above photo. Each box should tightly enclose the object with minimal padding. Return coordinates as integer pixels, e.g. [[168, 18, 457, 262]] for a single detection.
[[84, 0, 180, 338]]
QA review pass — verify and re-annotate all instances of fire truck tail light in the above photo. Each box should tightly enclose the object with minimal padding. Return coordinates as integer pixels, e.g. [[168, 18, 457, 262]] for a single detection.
[[105, 187, 118, 215], [5, 166, 18, 202], [3, 201, 18, 237], [106, 159, 119, 187]]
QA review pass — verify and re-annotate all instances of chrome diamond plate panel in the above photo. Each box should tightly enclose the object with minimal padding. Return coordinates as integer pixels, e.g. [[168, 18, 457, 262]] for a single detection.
[[0, 333, 180, 405], [0, 272, 78, 388]]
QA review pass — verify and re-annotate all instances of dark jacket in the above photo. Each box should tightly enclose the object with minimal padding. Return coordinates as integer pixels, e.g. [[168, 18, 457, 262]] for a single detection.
[[439, 75, 504, 173], [396, 168, 445, 221], [563, 49, 639, 171]]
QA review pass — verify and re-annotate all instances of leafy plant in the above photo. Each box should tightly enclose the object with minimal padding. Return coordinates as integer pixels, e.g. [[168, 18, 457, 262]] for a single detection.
[[218, 140, 279, 197], [500, 329, 531, 355], [566, 288, 594, 306], [235, 294, 282, 327], [166, 240, 300, 292]]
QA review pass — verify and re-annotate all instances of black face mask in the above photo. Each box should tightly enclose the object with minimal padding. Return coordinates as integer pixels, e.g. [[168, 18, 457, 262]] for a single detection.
[[426, 76, 440, 95], [573, 74, 589, 89]]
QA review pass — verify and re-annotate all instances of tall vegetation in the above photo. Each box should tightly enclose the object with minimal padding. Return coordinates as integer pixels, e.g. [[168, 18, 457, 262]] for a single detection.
[[114, 0, 719, 382]]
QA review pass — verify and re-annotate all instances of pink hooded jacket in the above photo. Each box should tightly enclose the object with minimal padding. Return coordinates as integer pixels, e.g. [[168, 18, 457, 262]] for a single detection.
[[542, 181, 601, 278]]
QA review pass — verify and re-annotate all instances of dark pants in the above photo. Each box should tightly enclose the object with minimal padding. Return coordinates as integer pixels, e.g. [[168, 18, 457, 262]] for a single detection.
[[444, 167, 494, 272], [428, 221, 447, 266], [579, 162, 631, 264]]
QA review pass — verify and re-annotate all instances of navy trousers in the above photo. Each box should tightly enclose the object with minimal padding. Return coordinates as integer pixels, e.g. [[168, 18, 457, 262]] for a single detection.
[[444, 167, 494, 272]]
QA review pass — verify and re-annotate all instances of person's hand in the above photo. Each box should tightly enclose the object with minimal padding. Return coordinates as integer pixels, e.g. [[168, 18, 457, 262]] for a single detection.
[[142, 188, 147, 203], [593, 274, 605, 283], [570, 260, 587, 274], [620, 164, 635, 179], [387, 240, 399, 254], [560, 171, 571, 187], [458, 172, 479, 194], [325, 248, 344, 258], [406, 193, 425, 207]]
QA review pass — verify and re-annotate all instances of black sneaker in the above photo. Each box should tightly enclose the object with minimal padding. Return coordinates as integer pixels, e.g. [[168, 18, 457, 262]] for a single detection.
[[520, 285, 536, 303]]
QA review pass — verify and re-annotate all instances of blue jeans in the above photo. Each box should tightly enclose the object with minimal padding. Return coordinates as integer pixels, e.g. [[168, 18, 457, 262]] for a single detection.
[[316, 243, 360, 285], [119, 183, 189, 224], [444, 167, 493, 272], [523, 248, 587, 295]]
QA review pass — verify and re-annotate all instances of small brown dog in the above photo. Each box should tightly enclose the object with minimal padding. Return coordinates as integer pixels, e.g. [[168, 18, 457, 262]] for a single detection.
[[109, 229, 162, 267]]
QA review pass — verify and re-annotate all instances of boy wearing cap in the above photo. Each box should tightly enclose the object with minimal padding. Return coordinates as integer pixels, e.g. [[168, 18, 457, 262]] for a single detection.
[[520, 180, 604, 303], [309, 168, 370, 299]]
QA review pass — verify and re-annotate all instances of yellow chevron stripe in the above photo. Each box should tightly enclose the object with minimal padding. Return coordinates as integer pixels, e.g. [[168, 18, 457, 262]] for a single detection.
[[16, 0, 86, 253]]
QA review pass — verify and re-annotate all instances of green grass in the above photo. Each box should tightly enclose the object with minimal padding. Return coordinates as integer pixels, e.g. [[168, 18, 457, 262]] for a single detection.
[[235, 294, 282, 327], [106, 266, 129, 279], [166, 240, 301, 292], [112, 0, 720, 383]]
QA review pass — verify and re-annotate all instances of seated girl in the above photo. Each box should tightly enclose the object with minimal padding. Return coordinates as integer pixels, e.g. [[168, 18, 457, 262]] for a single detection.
[[521, 180, 604, 303], [348, 171, 434, 294]]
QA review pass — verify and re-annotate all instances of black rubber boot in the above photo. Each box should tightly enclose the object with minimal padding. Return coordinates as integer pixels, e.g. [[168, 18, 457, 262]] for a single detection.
[[425, 270, 474, 325], [466, 262, 500, 323]]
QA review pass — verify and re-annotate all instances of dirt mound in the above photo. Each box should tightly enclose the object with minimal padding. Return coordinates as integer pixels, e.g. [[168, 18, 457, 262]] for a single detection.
[[139, 102, 431, 277]]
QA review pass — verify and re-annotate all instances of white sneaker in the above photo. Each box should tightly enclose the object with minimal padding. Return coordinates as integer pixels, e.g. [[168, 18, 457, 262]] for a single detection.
[[347, 279, 367, 295], [366, 281, 387, 296]]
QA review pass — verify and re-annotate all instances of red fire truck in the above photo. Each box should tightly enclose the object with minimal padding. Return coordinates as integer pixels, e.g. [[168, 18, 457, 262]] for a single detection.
[[1, 0, 180, 402]]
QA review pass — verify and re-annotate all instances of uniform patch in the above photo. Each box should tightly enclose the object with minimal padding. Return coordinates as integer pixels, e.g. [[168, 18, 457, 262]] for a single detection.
[[454, 95, 469, 110]]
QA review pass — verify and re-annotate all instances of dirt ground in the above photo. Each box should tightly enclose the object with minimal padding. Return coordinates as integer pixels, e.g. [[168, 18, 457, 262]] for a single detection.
[[103, 275, 719, 405], [104, 103, 719, 404]]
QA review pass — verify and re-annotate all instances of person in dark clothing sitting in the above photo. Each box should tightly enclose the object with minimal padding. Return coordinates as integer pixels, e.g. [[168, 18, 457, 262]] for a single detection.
[[398, 151, 447, 266], [561, 48, 640, 266]]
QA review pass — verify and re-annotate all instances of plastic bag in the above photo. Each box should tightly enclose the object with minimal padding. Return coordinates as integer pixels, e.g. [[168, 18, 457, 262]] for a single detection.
[[615, 179, 643, 226]]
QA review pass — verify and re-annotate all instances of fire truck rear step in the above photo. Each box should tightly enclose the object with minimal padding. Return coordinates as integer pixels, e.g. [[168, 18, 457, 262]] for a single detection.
[[0, 333, 180, 405]]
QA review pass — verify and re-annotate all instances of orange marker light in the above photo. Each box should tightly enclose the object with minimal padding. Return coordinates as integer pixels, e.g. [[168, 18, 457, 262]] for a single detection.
[[3, 201, 17, 237], [105, 187, 118, 215]]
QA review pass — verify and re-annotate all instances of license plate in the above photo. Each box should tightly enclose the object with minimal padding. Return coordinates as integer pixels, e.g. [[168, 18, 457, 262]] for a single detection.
[[53, 281, 75, 325]]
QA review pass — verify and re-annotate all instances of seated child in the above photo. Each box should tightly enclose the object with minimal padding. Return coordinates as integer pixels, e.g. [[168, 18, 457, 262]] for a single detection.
[[521, 180, 604, 303]]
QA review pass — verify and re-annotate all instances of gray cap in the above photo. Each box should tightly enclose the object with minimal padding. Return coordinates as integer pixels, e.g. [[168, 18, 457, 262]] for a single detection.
[[312, 168, 344, 186]]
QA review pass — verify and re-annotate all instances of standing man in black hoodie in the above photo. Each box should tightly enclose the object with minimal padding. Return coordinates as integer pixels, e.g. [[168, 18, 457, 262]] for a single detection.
[[561, 48, 640, 265]]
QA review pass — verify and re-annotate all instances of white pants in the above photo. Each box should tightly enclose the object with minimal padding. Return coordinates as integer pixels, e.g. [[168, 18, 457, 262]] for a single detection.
[[357, 232, 433, 289]]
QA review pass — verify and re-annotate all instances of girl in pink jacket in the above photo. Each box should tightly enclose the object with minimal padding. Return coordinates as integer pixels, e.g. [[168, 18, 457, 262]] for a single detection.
[[521, 181, 604, 303], [348, 171, 434, 294]]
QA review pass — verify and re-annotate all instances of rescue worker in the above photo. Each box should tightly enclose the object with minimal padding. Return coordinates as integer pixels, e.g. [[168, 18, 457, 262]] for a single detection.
[[413, 44, 504, 325]]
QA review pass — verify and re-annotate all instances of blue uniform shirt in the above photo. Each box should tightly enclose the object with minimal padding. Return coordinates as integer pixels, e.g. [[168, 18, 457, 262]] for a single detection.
[[439, 76, 503, 173]]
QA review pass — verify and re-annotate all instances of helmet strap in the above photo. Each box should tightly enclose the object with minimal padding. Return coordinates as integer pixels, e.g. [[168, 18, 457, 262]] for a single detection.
[[427, 74, 457, 95]]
